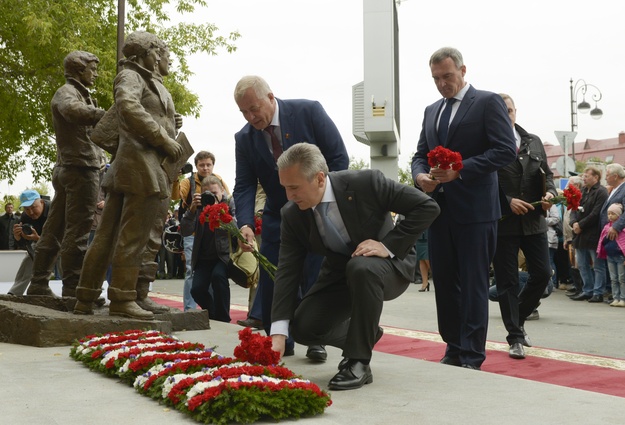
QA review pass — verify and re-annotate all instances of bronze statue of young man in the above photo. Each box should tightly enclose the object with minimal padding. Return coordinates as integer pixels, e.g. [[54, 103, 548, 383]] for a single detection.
[[74, 31, 185, 319], [27, 51, 105, 298]]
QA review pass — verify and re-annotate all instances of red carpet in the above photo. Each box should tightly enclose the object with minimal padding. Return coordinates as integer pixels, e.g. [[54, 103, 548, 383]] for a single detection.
[[152, 295, 625, 398]]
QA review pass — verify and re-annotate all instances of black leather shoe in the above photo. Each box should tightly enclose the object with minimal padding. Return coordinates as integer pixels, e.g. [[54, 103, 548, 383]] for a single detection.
[[283, 347, 295, 357], [461, 364, 480, 370], [570, 293, 592, 301], [519, 325, 532, 347], [328, 360, 373, 390], [588, 295, 604, 303], [509, 342, 526, 359], [306, 345, 327, 362], [440, 355, 462, 366], [338, 327, 384, 370], [236, 317, 263, 330]]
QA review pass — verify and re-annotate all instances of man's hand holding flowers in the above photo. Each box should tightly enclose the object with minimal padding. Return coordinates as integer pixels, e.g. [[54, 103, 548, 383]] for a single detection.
[[415, 146, 463, 192], [510, 192, 555, 216]]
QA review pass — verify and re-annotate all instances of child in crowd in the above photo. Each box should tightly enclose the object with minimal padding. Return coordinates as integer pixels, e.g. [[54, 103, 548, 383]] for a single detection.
[[597, 203, 625, 307]]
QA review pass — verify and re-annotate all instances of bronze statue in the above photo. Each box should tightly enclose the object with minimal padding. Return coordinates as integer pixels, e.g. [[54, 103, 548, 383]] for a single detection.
[[27, 51, 105, 298], [74, 31, 187, 319]]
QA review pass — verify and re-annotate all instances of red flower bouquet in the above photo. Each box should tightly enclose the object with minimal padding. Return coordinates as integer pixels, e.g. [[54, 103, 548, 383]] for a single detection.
[[199, 203, 277, 280], [427, 145, 463, 172], [500, 183, 582, 221]]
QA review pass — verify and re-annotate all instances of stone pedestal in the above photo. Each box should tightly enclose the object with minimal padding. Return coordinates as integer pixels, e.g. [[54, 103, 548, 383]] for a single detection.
[[0, 295, 210, 347]]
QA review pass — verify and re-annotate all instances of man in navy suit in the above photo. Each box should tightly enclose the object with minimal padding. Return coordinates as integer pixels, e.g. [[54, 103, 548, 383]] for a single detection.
[[271, 143, 440, 390], [411, 47, 517, 370], [233, 75, 349, 359]]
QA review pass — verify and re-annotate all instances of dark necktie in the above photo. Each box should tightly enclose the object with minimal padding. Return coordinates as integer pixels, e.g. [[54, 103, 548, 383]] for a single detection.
[[264, 125, 283, 161], [316, 202, 350, 255], [437, 98, 456, 143]]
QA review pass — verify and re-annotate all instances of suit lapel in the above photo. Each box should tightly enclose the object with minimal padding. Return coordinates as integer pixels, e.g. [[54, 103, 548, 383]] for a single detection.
[[329, 173, 359, 248], [277, 99, 296, 151], [446, 87, 475, 147], [252, 129, 276, 168]]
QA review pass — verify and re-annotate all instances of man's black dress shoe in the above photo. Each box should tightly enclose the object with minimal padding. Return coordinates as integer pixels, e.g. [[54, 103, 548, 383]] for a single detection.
[[236, 317, 263, 330], [588, 295, 604, 303], [328, 360, 373, 390], [570, 293, 592, 301], [440, 355, 462, 366], [283, 347, 295, 357], [337, 327, 384, 370], [306, 345, 327, 362], [509, 342, 526, 359], [461, 364, 480, 370], [519, 325, 532, 347]]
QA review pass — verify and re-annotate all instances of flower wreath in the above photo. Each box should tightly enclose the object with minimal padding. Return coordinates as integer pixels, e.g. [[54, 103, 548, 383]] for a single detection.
[[70, 328, 331, 424]]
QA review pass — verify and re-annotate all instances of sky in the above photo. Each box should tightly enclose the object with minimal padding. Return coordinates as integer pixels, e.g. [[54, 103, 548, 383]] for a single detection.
[[3, 0, 624, 197]]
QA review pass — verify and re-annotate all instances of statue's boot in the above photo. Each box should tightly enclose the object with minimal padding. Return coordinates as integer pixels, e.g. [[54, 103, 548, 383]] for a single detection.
[[61, 281, 77, 298], [136, 278, 169, 314], [108, 267, 154, 320], [27, 283, 58, 298], [74, 286, 103, 315]]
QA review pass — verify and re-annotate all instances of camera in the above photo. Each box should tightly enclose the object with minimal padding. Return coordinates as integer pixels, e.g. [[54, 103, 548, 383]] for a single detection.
[[21, 223, 34, 236], [180, 163, 193, 174], [201, 191, 217, 207]]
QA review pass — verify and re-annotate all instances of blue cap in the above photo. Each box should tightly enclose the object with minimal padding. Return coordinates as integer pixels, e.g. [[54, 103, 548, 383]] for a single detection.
[[19, 190, 41, 208]]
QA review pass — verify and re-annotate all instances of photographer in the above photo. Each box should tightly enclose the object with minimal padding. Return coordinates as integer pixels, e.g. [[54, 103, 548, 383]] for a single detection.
[[171, 151, 230, 311], [180, 175, 235, 322], [7, 190, 50, 296]]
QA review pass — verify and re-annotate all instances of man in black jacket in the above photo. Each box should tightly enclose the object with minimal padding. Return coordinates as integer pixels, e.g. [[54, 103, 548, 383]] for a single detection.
[[570, 166, 608, 302], [492, 94, 557, 360]]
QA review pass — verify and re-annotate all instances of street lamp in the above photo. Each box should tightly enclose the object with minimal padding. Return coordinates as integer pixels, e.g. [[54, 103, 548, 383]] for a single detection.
[[570, 78, 603, 160]]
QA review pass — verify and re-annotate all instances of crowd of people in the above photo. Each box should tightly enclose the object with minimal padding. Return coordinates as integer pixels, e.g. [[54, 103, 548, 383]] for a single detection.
[[2, 43, 624, 393]]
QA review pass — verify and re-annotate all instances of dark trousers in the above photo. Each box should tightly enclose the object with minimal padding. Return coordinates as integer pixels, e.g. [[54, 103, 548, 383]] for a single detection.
[[291, 256, 409, 361], [429, 203, 496, 368], [191, 259, 230, 322], [493, 232, 551, 344]]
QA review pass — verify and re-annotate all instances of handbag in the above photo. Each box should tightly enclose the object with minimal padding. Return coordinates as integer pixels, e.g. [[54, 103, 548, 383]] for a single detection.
[[227, 237, 260, 289]]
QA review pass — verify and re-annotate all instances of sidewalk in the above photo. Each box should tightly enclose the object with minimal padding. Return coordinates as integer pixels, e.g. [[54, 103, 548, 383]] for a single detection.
[[1, 279, 624, 425]]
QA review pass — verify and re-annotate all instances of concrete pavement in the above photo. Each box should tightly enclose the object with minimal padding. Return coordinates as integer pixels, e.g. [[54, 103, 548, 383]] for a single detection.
[[1, 279, 624, 425]]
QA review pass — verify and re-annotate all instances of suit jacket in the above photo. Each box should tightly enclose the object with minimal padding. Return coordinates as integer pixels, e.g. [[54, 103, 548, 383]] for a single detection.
[[411, 85, 517, 224], [271, 169, 440, 323], [599, 181, 625, 230], [233, 98, 349, 244]]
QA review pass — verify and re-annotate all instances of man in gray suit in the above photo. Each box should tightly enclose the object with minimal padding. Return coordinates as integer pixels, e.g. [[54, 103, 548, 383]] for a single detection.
[[270, 143, 440, 390]]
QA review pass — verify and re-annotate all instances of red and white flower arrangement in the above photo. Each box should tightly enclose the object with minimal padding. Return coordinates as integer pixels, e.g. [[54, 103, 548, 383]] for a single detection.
[[70, 328, 331, 424]]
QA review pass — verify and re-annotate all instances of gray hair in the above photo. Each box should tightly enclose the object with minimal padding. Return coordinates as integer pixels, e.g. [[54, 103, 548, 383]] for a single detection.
[[429, 47, 464, 68], [234, 75, 272, 101], [277, 143, 329, 181], [568, 175, 583, 188], [63, 51, 99, 79], [499, 93, 515, 107], [606, 163, 625, 179], [201, 175, 223, 189]]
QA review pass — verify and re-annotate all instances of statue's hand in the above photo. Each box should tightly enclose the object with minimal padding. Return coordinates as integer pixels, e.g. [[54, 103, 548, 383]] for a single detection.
[[164, 139, 183, 161]]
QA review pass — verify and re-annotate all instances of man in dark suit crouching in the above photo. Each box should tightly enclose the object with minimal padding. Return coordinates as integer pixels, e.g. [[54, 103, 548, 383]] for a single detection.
[[270, 143, 440, 390]]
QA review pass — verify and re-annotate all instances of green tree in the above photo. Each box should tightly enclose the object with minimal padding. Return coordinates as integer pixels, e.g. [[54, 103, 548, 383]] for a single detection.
[[398, 155, 414, 186], [0, 0, 239, 184], [348, 156, 369, 170]]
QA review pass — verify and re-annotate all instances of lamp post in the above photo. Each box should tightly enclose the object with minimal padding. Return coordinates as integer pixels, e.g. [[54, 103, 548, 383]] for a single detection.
[[569, 78, 603, 160]]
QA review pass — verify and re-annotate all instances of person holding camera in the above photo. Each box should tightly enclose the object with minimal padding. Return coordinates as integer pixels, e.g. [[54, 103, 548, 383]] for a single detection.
[[179, 175, 234, 322], [171, 151, 230, 311], [7, 190, 50, 296]]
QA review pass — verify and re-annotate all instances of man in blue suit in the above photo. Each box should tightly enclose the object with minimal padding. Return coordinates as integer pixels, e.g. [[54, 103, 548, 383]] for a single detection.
[[233, 75, 349, 359], [411, 47, 517, 370]]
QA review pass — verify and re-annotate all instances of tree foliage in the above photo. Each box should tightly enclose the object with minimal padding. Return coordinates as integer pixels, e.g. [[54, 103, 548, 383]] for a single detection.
[[0, 0, 239, 183], [348, 156, 369, 170]]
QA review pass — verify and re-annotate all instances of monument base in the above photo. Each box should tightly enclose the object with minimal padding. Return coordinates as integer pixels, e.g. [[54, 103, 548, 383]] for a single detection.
[[0, 294, 210, 347]]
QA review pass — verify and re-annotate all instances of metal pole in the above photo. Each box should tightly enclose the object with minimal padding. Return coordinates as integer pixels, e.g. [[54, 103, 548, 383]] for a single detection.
[[570, 78, 576, 160], [117, 0, 126, 73]]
